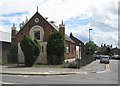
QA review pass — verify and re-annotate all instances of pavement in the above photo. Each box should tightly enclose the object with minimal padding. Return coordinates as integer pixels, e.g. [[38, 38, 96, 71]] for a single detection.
[[0, 61, 98, 76], [0, 61, 107, 76]]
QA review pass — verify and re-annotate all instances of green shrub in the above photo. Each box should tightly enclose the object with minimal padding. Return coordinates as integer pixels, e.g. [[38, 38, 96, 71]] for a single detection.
[[85, 41, 97, 54], [63, 58, 81, 69], [0, 58, 2, 65], [47, 30, 65, 65], [62, 61, 70, 68], [2, 58, 8, 65], [63, 60, 77, 68], [20, 36, 40, 67]]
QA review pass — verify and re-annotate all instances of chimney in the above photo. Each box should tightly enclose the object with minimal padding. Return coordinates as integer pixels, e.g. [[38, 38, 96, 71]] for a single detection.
[[70, 32, 73, 37], [25, 16, 28, 24], [45, 17, 48, 20], [11, 23, 16, 43], [59, 20, 65, 34], [50, 21, 54, 24]]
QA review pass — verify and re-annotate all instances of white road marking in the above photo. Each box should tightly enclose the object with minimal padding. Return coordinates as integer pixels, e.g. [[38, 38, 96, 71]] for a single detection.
[[96, 70, 106, 73], [0, 81, 17, 84], [23, 75, 28, 77], [18, 75, 28, 77], [96, 64, 110, 74], [105, 64, 110, 71]]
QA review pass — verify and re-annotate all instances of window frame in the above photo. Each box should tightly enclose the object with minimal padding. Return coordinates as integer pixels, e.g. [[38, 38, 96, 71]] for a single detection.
[[34, 30, 40, 40]]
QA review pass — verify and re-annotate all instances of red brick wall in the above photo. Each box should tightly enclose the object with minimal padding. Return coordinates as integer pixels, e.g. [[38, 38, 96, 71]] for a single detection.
[[13, 12, 76, 60], [65, 41, 76, 59], [15, 12, 54, 43]]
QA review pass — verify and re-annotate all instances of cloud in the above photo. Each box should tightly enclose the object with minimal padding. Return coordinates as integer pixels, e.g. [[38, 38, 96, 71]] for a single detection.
[[90, 1, 118, 32], [0, 0, 119, 48], [0, 25, 11, 33], [0, 11, 29, 17], [92, 31, 118, 48], [0, 20, 12, 25], [0, 11, 30, 32], [64, 0, 118, 47], [65, 17, 89, 28]]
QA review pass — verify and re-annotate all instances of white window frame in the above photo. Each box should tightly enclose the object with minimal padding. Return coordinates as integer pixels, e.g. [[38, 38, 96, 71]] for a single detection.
[[29, 25, 44, 41]]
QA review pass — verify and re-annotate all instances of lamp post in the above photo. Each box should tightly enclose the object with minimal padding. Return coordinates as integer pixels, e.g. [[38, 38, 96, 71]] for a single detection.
[[89, 28, 92, 42]]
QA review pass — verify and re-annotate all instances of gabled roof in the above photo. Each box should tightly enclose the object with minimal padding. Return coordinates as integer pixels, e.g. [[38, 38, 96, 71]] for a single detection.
[[49, 22, 75, 43], [16, 11, 75, 43], [65, 35, 75, 43], [49, 22, 59, 31], [16, 12, 57, 36], [112, 47, 120, 50], [70, 33, 84, 45]]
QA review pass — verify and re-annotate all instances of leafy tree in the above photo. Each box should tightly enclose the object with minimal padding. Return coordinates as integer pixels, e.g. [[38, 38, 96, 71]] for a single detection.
[[47, 30, 65, 65], [105, 47, 112, 56], [85, 41, 97, 54], [20, 36, 40, 67]]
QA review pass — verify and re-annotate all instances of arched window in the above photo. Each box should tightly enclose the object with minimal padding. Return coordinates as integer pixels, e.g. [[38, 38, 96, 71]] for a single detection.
[[29, 25, 44, 41]]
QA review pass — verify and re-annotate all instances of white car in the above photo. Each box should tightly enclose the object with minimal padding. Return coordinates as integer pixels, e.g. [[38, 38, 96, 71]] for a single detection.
[[111, 55, 120, 60], [100, 55, 110, 64]]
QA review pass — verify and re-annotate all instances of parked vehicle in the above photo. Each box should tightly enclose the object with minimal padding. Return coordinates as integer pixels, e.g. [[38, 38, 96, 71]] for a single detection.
[[111, 55, 120, 60], [100, 55, 110, 64], [94, 55, 102, 60]]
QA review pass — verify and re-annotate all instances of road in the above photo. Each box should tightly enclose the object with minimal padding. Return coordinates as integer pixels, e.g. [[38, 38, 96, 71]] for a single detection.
[[1, 60, 118, 84]]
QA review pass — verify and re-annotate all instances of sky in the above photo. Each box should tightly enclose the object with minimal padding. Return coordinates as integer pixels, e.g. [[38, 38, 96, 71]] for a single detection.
[[0, 0, 119, 48]]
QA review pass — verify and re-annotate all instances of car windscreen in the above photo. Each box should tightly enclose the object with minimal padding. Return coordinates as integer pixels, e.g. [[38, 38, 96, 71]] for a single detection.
[[102, 57, 109, 59]]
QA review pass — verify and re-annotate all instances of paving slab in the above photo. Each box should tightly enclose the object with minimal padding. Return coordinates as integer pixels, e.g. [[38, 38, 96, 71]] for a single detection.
[[1, 65, 88, 76]]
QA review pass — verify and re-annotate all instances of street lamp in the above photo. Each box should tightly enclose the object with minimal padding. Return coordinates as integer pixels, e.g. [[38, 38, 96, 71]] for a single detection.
[[89, 28, 92, 42]]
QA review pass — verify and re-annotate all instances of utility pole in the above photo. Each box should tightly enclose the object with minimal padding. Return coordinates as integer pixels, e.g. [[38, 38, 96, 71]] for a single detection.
[[89, 28, 92, 42]]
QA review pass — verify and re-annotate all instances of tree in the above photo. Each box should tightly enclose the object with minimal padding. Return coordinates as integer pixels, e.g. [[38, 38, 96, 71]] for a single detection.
[[85, 41, 97, 54], [106, 47, 112, 56], [47, 30, 65, 65], [20, 36, 40, 67]]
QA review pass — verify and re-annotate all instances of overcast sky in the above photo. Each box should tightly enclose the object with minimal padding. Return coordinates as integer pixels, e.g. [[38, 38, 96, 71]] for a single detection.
[[0, 0, 119, 48]]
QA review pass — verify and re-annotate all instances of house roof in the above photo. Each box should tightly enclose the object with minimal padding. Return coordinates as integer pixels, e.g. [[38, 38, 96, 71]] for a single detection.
[[112, 47, 120, 50], [16, 11, 75, 44], [65, 35, 75, 43], [49, 22, 59, 31], [70, 33, 84, 46], [49, 21, 75, 43], [16, 12, 59, 36]]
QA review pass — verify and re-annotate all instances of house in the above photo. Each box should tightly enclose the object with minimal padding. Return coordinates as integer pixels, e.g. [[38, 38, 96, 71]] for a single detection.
[[11, 9, 82, 64], [69, 33, 84, 59], [96, 44, 120, 55], [111, 47, 120, 55]]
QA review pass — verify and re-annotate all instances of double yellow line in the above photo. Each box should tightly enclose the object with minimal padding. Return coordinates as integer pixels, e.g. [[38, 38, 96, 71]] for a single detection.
[[104, 64, 110, 71]]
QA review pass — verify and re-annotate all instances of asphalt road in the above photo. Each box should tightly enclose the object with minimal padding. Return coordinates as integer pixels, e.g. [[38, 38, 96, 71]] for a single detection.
[[1, 60, 119, 84]]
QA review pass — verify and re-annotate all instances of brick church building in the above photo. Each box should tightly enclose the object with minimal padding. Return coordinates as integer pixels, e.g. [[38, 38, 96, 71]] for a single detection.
[[11, 8, 82, 64]]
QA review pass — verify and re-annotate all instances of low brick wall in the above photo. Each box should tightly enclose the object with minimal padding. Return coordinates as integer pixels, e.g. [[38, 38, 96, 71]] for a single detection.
[[79, 54, 94, 68]]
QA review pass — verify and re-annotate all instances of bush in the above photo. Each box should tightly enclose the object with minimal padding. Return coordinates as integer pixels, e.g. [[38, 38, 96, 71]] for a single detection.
[[63, 60, 79, 69], [47, 30, 65, 65], [20, 36, 40, 67], [68, 61, 77, 68], [85, 41, 97, 54], [47, 55, 61, 65]]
